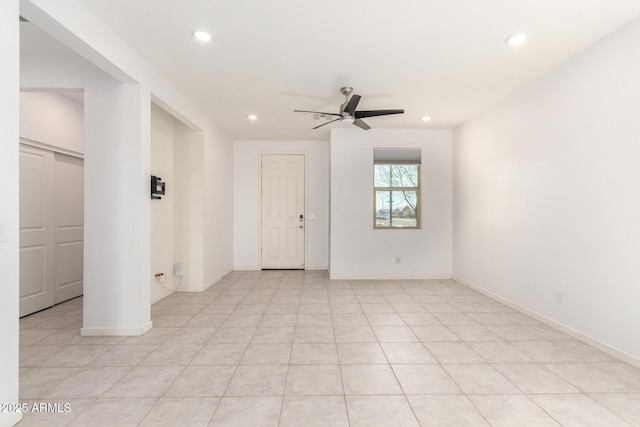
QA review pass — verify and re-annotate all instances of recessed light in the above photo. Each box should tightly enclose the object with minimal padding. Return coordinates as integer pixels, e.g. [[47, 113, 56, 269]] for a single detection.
[[192, 30, 212, 42], [248, 114, 258, 121], [421, 116, 432, 122], [505, 33, 527, 46]]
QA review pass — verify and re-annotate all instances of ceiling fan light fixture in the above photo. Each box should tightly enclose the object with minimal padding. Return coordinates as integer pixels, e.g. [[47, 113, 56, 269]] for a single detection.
[[341, 117, 354, 124], [192, 30, 212, 42], [505, 33, 527, 46]]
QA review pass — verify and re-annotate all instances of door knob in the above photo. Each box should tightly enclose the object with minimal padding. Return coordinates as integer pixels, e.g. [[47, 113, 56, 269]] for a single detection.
[[299, 225, 304, 229]]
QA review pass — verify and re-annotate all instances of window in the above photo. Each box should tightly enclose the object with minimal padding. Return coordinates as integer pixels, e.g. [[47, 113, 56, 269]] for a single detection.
[[374, 149, 421, 229]]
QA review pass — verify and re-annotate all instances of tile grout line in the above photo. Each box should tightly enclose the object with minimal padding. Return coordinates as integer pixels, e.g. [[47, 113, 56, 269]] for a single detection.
[[17, 272, 640, 425], [196, 273, 253, 425], [276, 275, 302, 426], [331, 283, 352, 427]]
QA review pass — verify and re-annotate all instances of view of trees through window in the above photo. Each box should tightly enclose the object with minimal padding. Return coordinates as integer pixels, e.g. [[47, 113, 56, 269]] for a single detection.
[[374, 164, 419, 228]]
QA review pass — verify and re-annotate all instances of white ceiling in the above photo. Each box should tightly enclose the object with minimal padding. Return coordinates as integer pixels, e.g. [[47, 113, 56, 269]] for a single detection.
[[33, 1, 640, 140]]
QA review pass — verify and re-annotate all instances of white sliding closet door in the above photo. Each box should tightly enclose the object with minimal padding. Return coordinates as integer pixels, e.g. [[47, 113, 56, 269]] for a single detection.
[[19, 145, 56, 316], [54, 153, 84, 304], [19, 144, 84, 316]]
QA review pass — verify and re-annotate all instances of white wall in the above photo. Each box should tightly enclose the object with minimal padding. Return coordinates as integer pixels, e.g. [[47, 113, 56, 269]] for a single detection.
[[150, 103, 176, 303], [330, 128, 452, 279], [453, 17, 640, 362], [147, 104, 212, 303], [234, 140, 330, 270], [150, 103, 208, 298], [203, 124, 234, 285], [0, 1, 21, 425], [21, 0, 234, 296], [19, 1, 233, 335], [20, 91, 83, 154], [174, 125, 205, 291], [21, 43, 153, 337], [85, 79, 152, 334]]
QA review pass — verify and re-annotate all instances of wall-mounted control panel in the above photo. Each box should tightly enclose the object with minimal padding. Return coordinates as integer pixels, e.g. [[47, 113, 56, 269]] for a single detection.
[[151, 175, 166, 200]]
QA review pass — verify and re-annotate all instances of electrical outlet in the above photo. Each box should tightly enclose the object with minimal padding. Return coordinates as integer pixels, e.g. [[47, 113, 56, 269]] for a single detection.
[[174, 262, 183, 277], [556, 290, 564, 305]]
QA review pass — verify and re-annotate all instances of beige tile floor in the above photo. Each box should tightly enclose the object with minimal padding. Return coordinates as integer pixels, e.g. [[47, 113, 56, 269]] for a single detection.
[[16, 270, 640, 426]]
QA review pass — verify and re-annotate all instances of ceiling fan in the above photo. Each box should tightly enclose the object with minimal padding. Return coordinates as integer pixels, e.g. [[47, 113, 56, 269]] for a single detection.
[[294, 87, 404, 130]]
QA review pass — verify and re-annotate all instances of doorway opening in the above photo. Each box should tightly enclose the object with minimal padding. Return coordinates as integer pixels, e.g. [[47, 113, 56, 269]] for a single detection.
[[19, 90, 84, 317]]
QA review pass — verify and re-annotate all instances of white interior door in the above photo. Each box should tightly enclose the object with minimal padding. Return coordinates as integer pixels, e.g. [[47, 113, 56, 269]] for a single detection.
[[54, 153, 84, 303], [19, 145, 56, 316], [261, 154, 305, 269], [19, 144, 84, 316]]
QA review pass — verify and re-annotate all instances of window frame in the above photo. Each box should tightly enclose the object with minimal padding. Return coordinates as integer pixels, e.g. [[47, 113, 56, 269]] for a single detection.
[[373, 162, 421, 230]]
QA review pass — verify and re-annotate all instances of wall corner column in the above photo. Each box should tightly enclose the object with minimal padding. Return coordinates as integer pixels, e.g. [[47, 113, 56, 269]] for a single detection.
[[0, 1, 22, 426], [82, 82, 152, 336]]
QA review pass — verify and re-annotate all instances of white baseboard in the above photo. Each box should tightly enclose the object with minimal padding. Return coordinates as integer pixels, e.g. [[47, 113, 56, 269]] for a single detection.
[[151, 289, 174, 304], [0, 412, 22, 427], [233, 266, 261, 271], [329, 274, 453, 280], [454, 276, 640, 369], [175, 288, 203, 293], [204, 268, 234, 290], [81, 321, 153, 336], [232, 267, 328, 272], [176, 269, 234, 293], [173, 282, 204, 292], [140, 321, 153, 335]]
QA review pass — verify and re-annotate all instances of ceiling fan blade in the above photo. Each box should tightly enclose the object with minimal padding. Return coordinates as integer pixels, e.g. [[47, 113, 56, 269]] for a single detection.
[[353, 119, 371, 130], [354, 109, 404, 119], [343, 94, 361, 116], [294, 109, 342, 117], [312, 118, 341, 130]]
